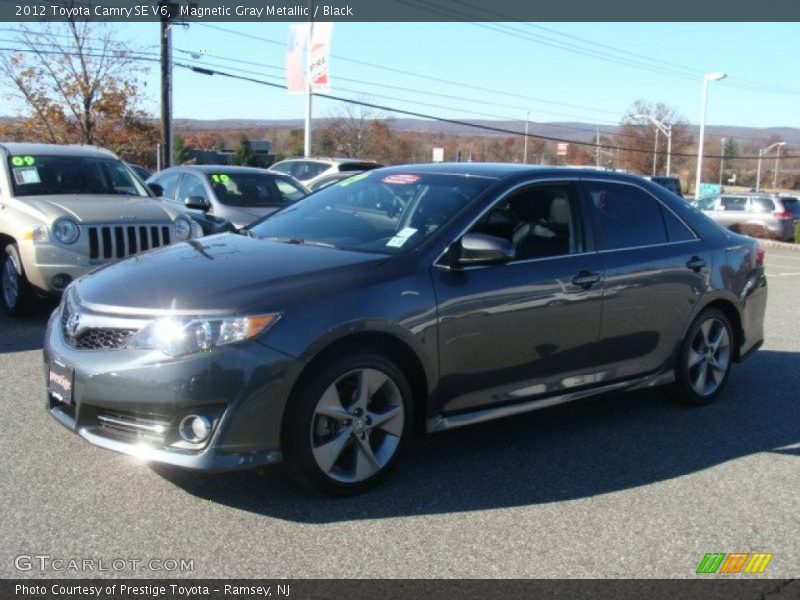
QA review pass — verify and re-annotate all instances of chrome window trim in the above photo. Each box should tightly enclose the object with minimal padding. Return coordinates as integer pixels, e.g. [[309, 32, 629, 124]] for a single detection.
[[433, 176, 585, 270], [579, 176, 699, 243], [434, 175, 702, 271]]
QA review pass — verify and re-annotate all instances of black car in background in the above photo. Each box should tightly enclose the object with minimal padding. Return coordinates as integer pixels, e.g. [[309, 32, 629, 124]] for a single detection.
[[44, 164, 766, 495], [147, 165, 309, 230]]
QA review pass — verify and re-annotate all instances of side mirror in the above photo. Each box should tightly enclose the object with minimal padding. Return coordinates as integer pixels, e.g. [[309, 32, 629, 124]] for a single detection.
[[457, 233, 515, 266], [184, 196, 210, 211], [147, 183, 164, 197]]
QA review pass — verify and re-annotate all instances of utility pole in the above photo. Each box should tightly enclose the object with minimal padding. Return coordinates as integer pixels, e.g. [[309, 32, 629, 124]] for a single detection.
[[523, 111, 529, 164], [595, 127, 600, 167], [159, 2, 177, 169]]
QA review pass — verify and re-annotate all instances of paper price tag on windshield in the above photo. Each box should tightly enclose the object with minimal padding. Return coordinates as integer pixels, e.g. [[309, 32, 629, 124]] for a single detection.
[[386, 227, 417, 248], [381, 174, 420, 185], [13, 167, 41, 185]]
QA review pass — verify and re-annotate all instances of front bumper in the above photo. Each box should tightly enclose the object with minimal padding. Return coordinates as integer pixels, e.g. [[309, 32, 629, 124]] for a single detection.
[[43, 306, 299, 470], [19, 241, 96, 293]]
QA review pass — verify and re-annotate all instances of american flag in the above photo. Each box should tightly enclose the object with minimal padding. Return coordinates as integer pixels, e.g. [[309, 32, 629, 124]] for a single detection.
[[286, 24, 307, 94]]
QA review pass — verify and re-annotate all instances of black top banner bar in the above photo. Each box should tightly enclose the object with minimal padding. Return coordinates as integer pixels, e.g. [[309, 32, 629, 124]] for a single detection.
[[1, 0, 799, 22]]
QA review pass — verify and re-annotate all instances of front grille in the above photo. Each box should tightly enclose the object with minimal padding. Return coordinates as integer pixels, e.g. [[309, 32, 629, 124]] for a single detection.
[[95, 409, 173, 444], [87, 224, 172, 261], [61, 303, 137, 350]]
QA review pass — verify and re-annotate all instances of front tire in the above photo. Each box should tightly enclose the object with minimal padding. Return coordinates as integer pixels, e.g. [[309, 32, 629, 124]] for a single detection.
[[669, 308, 734, 406], [1, 244, 35, 318], [282, 350, 413, 496]]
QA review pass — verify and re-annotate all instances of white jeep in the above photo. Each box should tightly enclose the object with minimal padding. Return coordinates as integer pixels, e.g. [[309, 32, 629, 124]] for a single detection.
[[0, 143, 198, 316]]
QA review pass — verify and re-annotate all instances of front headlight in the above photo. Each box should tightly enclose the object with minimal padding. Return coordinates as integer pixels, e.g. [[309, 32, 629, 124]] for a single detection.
[[175, 217, 192, 241], [53, 219, 80, 244], [129, 313, 280, 356]]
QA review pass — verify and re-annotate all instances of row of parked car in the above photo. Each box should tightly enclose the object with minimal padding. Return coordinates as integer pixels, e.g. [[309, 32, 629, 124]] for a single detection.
[[0, 144, 383, 316]]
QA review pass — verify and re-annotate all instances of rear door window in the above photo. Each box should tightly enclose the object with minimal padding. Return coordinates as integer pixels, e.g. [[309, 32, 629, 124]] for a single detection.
[[750, 197, 775, 213], [720, 196, 747, 211], [583, 181, 668, 250]]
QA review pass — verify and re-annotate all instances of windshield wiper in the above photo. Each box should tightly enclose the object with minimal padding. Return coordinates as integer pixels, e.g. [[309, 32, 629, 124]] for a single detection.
[[262, 236, 336, 248]]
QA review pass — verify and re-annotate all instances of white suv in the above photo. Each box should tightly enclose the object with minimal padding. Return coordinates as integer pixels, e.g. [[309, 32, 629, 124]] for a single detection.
[[269, 157, 382, 188], [0, 143, 198, 316]]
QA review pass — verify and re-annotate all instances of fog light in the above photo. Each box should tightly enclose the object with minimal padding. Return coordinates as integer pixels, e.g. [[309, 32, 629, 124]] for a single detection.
[[178, 415, 212, 444], [51, 274, 72, 290]]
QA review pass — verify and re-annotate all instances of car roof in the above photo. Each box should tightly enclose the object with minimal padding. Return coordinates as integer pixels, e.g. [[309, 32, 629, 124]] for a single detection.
[[273, 157, 380, 165], [369, 162, 654, 182], [157, 165, 276, 174], [0, 142, 117, 158]]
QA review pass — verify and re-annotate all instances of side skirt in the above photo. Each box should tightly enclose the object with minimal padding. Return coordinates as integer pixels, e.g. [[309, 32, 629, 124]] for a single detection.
[[426, 370, 675, 433]]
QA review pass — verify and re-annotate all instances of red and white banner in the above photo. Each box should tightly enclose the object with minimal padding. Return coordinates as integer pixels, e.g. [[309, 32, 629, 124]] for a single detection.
[[285, 24, 307, 94], [285, 23, 333, 94], [309, 22, 333, 91]]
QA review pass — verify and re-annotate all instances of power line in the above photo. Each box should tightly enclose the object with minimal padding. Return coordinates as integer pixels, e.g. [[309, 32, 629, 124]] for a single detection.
[[0, 46, 796, 160], [194, 22, 628, 119]]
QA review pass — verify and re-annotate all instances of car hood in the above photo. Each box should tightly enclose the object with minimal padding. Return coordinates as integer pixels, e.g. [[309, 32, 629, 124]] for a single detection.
[[74, 233, 390, 314], [20, 194, 176, 223]]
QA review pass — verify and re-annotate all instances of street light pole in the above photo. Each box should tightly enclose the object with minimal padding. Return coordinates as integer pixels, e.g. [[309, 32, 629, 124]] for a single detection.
[[694, 72, 727, 198], [652, 128, 659, 176], [634, 114, 672, 177], [756, 141, 785, 192], [774, 145, 781, 190], [719, 137, 726, 186]]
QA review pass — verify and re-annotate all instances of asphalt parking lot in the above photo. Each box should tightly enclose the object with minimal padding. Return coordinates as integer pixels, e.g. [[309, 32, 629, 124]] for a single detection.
[[1, 248, 798, 579]]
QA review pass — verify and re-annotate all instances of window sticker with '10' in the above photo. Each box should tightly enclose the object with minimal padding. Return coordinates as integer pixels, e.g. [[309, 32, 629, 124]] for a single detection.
[[210, 174, 231, 183]]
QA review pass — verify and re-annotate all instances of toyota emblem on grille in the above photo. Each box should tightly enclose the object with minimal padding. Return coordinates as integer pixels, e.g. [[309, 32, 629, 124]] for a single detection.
[[65, 312, 82, 339]]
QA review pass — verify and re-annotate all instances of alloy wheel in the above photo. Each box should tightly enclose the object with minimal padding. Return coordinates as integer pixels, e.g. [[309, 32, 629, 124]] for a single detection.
[[309, 368, 405, 484], [687, 317, 731, 397]]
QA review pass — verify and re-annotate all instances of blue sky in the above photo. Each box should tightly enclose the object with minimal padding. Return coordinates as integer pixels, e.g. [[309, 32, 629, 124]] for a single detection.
[[8, 22, 800, 131]]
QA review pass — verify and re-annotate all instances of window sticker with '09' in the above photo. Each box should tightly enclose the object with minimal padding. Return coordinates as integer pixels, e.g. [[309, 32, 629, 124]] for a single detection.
[[13, 167, 41, 185]]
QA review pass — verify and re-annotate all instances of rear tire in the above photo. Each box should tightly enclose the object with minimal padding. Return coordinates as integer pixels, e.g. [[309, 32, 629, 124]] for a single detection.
[[282, 349, 413, 496], [1, 244, 35, 318], [668, 308, 734, 406]]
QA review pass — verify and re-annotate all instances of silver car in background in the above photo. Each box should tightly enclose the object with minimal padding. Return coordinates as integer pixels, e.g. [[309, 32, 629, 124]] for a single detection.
[[148, 165, 310, 229], [693, 193, 798, 241], [269, 157, 382, 188]]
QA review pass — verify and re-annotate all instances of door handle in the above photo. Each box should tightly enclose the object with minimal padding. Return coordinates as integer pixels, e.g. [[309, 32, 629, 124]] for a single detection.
[[572, 271, 601, 289], [686, 256, 706, 272]]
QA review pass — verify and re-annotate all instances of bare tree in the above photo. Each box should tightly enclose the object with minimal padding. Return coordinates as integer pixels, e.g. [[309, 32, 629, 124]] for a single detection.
[[615, 100, 692, 175]]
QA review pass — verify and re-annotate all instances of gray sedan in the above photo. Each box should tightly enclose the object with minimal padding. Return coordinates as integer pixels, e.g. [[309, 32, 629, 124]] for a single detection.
[[148, 165, 310, 229]]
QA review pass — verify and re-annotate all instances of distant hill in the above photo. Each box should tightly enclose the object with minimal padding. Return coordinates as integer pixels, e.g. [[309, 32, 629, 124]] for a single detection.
[[173, 117, 800, 145]]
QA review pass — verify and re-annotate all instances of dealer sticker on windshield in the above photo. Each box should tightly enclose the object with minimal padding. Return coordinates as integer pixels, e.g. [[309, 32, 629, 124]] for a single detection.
[[13, 167, 41, 185], [381, 174, 420, 185], [386, 226, 417, 248]]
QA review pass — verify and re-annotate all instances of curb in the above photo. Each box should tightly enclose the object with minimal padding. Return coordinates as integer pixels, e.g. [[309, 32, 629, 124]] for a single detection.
[[755, 238, 800, 251]]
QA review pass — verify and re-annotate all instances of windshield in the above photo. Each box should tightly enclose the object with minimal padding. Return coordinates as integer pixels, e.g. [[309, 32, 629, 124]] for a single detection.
[[249, 171, 495, 254], [206, 171, 308, 208], [7, 154, 149, 197]]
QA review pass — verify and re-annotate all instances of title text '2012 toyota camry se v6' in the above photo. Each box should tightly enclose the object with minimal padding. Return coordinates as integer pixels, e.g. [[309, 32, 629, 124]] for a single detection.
[[43, 164, 767, 495]]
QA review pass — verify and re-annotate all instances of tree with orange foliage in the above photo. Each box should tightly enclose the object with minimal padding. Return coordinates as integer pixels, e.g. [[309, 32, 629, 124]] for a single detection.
[[0, 18, 159, 167]]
